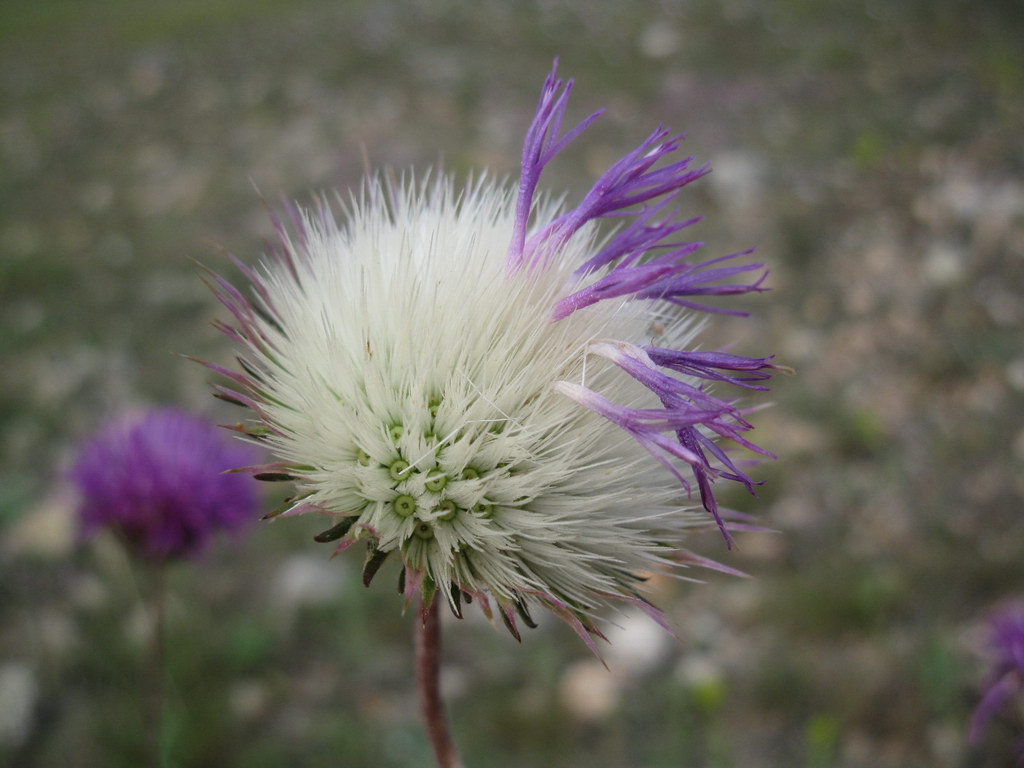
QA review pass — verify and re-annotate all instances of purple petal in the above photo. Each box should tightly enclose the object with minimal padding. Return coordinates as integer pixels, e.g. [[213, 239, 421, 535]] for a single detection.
[[507, 60, 604, 272]]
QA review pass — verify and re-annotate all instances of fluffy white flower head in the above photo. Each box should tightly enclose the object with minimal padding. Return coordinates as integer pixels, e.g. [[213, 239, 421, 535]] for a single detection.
[[204, 64, 776, 644]]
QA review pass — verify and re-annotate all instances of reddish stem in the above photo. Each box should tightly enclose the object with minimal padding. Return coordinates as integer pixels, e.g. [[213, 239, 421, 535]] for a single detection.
[[415, 597, 461, 768]]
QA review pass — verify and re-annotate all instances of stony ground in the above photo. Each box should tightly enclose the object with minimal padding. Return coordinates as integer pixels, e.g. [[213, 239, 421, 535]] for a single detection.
[[1, 1, 1022, 766]]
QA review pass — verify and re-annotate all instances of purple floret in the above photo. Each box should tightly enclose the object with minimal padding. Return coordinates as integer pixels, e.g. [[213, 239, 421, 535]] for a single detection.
[[515, 61, 776, 548], [971, 603, 1024, 759], [71, 408, 260, 561]]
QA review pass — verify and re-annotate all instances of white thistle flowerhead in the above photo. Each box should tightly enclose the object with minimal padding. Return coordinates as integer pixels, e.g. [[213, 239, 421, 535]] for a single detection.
[[200, 63, 778, 647]]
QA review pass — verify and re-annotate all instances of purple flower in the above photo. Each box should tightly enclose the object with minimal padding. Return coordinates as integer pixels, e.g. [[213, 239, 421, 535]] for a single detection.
[[71, 408, 260, 561], [971, 603, 1024, 759]]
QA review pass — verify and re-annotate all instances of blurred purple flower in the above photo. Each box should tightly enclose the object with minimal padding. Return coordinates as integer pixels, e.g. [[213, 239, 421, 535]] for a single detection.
[[71, 408, 260, 561], [971, 603, 1024, 760]]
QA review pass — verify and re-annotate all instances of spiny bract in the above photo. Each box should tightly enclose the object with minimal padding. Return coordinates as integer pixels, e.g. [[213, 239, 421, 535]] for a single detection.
[[202, 63, 777, 647]]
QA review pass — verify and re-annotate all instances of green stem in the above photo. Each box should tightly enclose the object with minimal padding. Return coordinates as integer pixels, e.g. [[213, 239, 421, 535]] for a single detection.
[[148, 564, 167, 768]]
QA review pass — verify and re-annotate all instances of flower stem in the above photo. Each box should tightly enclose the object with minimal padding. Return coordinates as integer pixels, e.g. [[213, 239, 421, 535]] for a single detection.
[[148, 564, 167, 768], [415, 597, 461, 768]]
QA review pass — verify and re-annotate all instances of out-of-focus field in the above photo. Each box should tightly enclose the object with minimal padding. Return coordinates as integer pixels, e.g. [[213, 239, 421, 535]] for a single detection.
[[1, 1, 1022, 766]]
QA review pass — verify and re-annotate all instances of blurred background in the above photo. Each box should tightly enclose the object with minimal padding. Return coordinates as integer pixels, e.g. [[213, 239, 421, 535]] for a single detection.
[[2, 1, 1022, 766]]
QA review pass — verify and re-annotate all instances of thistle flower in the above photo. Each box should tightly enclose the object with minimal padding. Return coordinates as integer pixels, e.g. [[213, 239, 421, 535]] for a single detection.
[[71, 408, 259, 561], [202, 63, 777, 644], [971, 603, 1024, 758]]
